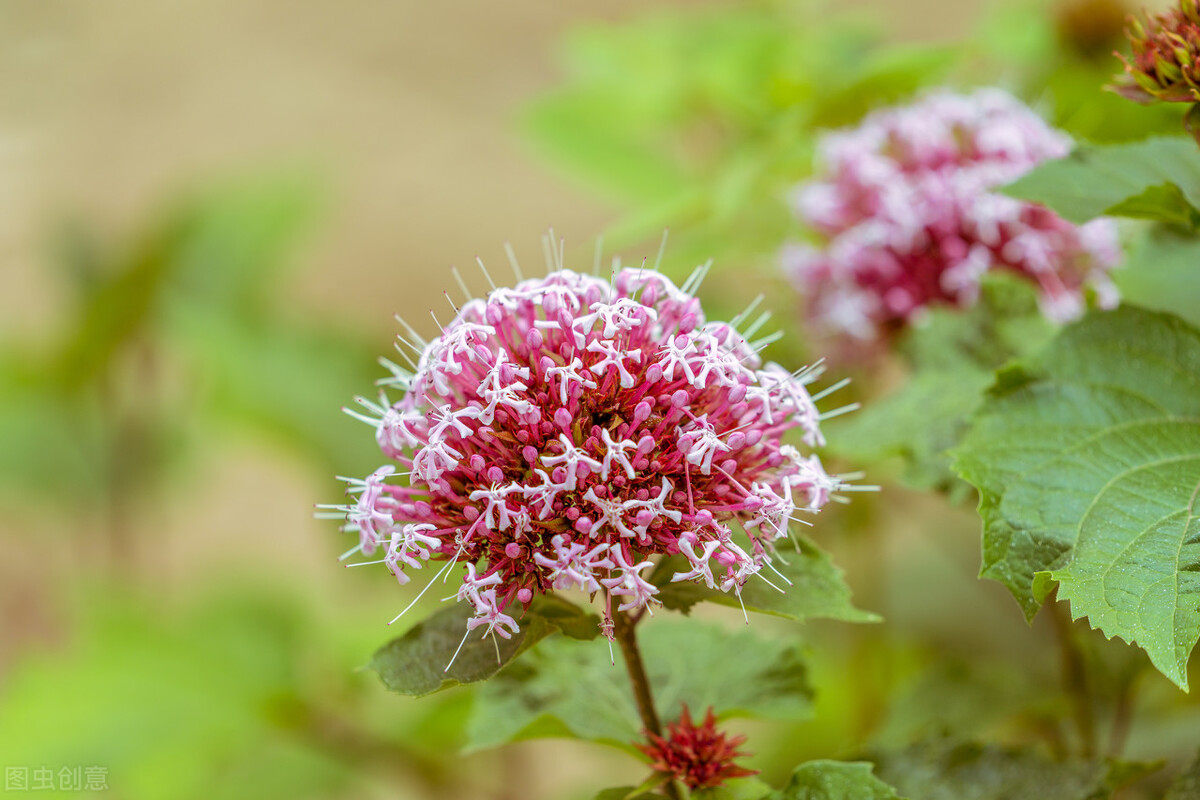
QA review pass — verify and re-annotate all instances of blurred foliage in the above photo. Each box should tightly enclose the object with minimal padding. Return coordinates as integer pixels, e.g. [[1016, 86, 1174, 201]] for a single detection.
[[465, 622, 813, 753], [827, 275, 1054, 496], [10, 1, 1200, 799], [0, 173, 382, 518], [525, 1, 957, 271], [766, 760, 902, 799], [525, 0, 1184, 277], [870, 738, 1156, 799], [0, 582, 473, 800], [1002, 136, 1200, 227]]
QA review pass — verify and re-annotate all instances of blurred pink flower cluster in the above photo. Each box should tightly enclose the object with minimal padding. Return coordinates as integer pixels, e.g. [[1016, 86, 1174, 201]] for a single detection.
[[328, 258, 851, 648], [783, 89, 1120, 341]]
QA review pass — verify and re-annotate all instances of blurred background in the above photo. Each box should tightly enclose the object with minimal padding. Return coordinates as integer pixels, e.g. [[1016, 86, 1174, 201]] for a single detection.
[[5, 1, 1196, 798]]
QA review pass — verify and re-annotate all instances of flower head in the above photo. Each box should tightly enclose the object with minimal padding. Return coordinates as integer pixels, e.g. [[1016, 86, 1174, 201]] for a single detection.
[[329, 248, 851, 644], [635, 705, 756, 791], [783, 89, 1120, 343], [1111, 0, 1200, 105]]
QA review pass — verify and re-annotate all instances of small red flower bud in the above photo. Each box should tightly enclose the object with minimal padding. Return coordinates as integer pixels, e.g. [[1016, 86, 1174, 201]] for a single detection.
[[635, 705, 757, 791]]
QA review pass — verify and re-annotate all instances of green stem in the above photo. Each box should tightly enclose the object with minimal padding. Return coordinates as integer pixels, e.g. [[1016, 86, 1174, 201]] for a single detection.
[[613, 609, 683, 800], [1048, 591, 1096, 759], [1107, 671, 1140, 758]]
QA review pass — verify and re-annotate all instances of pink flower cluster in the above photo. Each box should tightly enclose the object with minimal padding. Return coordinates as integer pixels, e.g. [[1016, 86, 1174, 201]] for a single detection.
[[327, 260, 848, 646], [783, 89, 1120, 341]]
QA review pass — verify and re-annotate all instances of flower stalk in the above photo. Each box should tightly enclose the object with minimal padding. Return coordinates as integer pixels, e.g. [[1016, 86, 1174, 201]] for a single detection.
[[613, 608, 683, 800]]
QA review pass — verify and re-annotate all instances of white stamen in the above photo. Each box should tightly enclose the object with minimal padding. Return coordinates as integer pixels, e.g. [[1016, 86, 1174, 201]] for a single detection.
[[541, 233, 555, 275], [389, 559, 456, 625], [391, 340, 418, 371], [504, 241, 524, 282], [394, 314, 429, 350], [451, 265, 472, 305], [476, 256, 498, 291], [444, 625, 473, 672]]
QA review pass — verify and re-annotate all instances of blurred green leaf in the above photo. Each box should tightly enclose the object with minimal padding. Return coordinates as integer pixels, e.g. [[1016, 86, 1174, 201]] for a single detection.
[[829, 275, 1054, 493], [653, 536, 878, 624], [369, 594, 598, 698], [766, 761, 902, 800], [871, 658, 1054, 749], [871, 739, 1150, 800], [702, 777, 775, 800], [593, 789, 660, 800], [954, 306, 1200, 689], [522, 4, 953, 266], [168, 306, 381, 471], [1106, 184, 1200, 229], [808, 45, 956, 129], [465, 620, 813, 752], [0, 587, 412, 800], [1115, 224, 1200, 328], [1167, 751, 1200, 799], [1002, 137, 1200, 225]]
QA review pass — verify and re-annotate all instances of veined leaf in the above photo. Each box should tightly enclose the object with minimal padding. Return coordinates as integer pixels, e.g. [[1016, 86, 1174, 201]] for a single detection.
[[766, 761, 903, 800], [369, 594, 598, 698], [464, 620, 813, 752], [1001, 137, 1200, 226], [652, 536, 878, 624], [954, 306, 1200, 689]]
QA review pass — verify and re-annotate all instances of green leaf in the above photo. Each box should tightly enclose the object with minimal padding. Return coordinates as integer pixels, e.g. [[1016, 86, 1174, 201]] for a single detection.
[[1116, 224, 1200, 329], [830, 274, 1054, 493], [954, 306, 1200, 689], [592, 789, 660, 800], [1002, 137, 1200, 225], [369, 595, 598, 698], [464, 620, 813, 751], [767, 761, 903, 800], [701, 777, 774, 800], [1166, 751, 1200, 799], [1106, 183, 1200, 229], [871, 739, 1147, 800], [653, 536, 878, 624]]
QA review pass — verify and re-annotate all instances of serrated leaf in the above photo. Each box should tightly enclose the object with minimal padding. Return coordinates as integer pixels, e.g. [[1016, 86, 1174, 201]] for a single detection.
[[954, 306, 1200, 689], [464, 621, 813, 752], [652, 536, 878, 624], [369, 594, 598, 697], [1002, 137, 1200, 225], [767, 761, 903, 800], [830, 275, 1053, 493], [871, 739, 1145, 800]]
